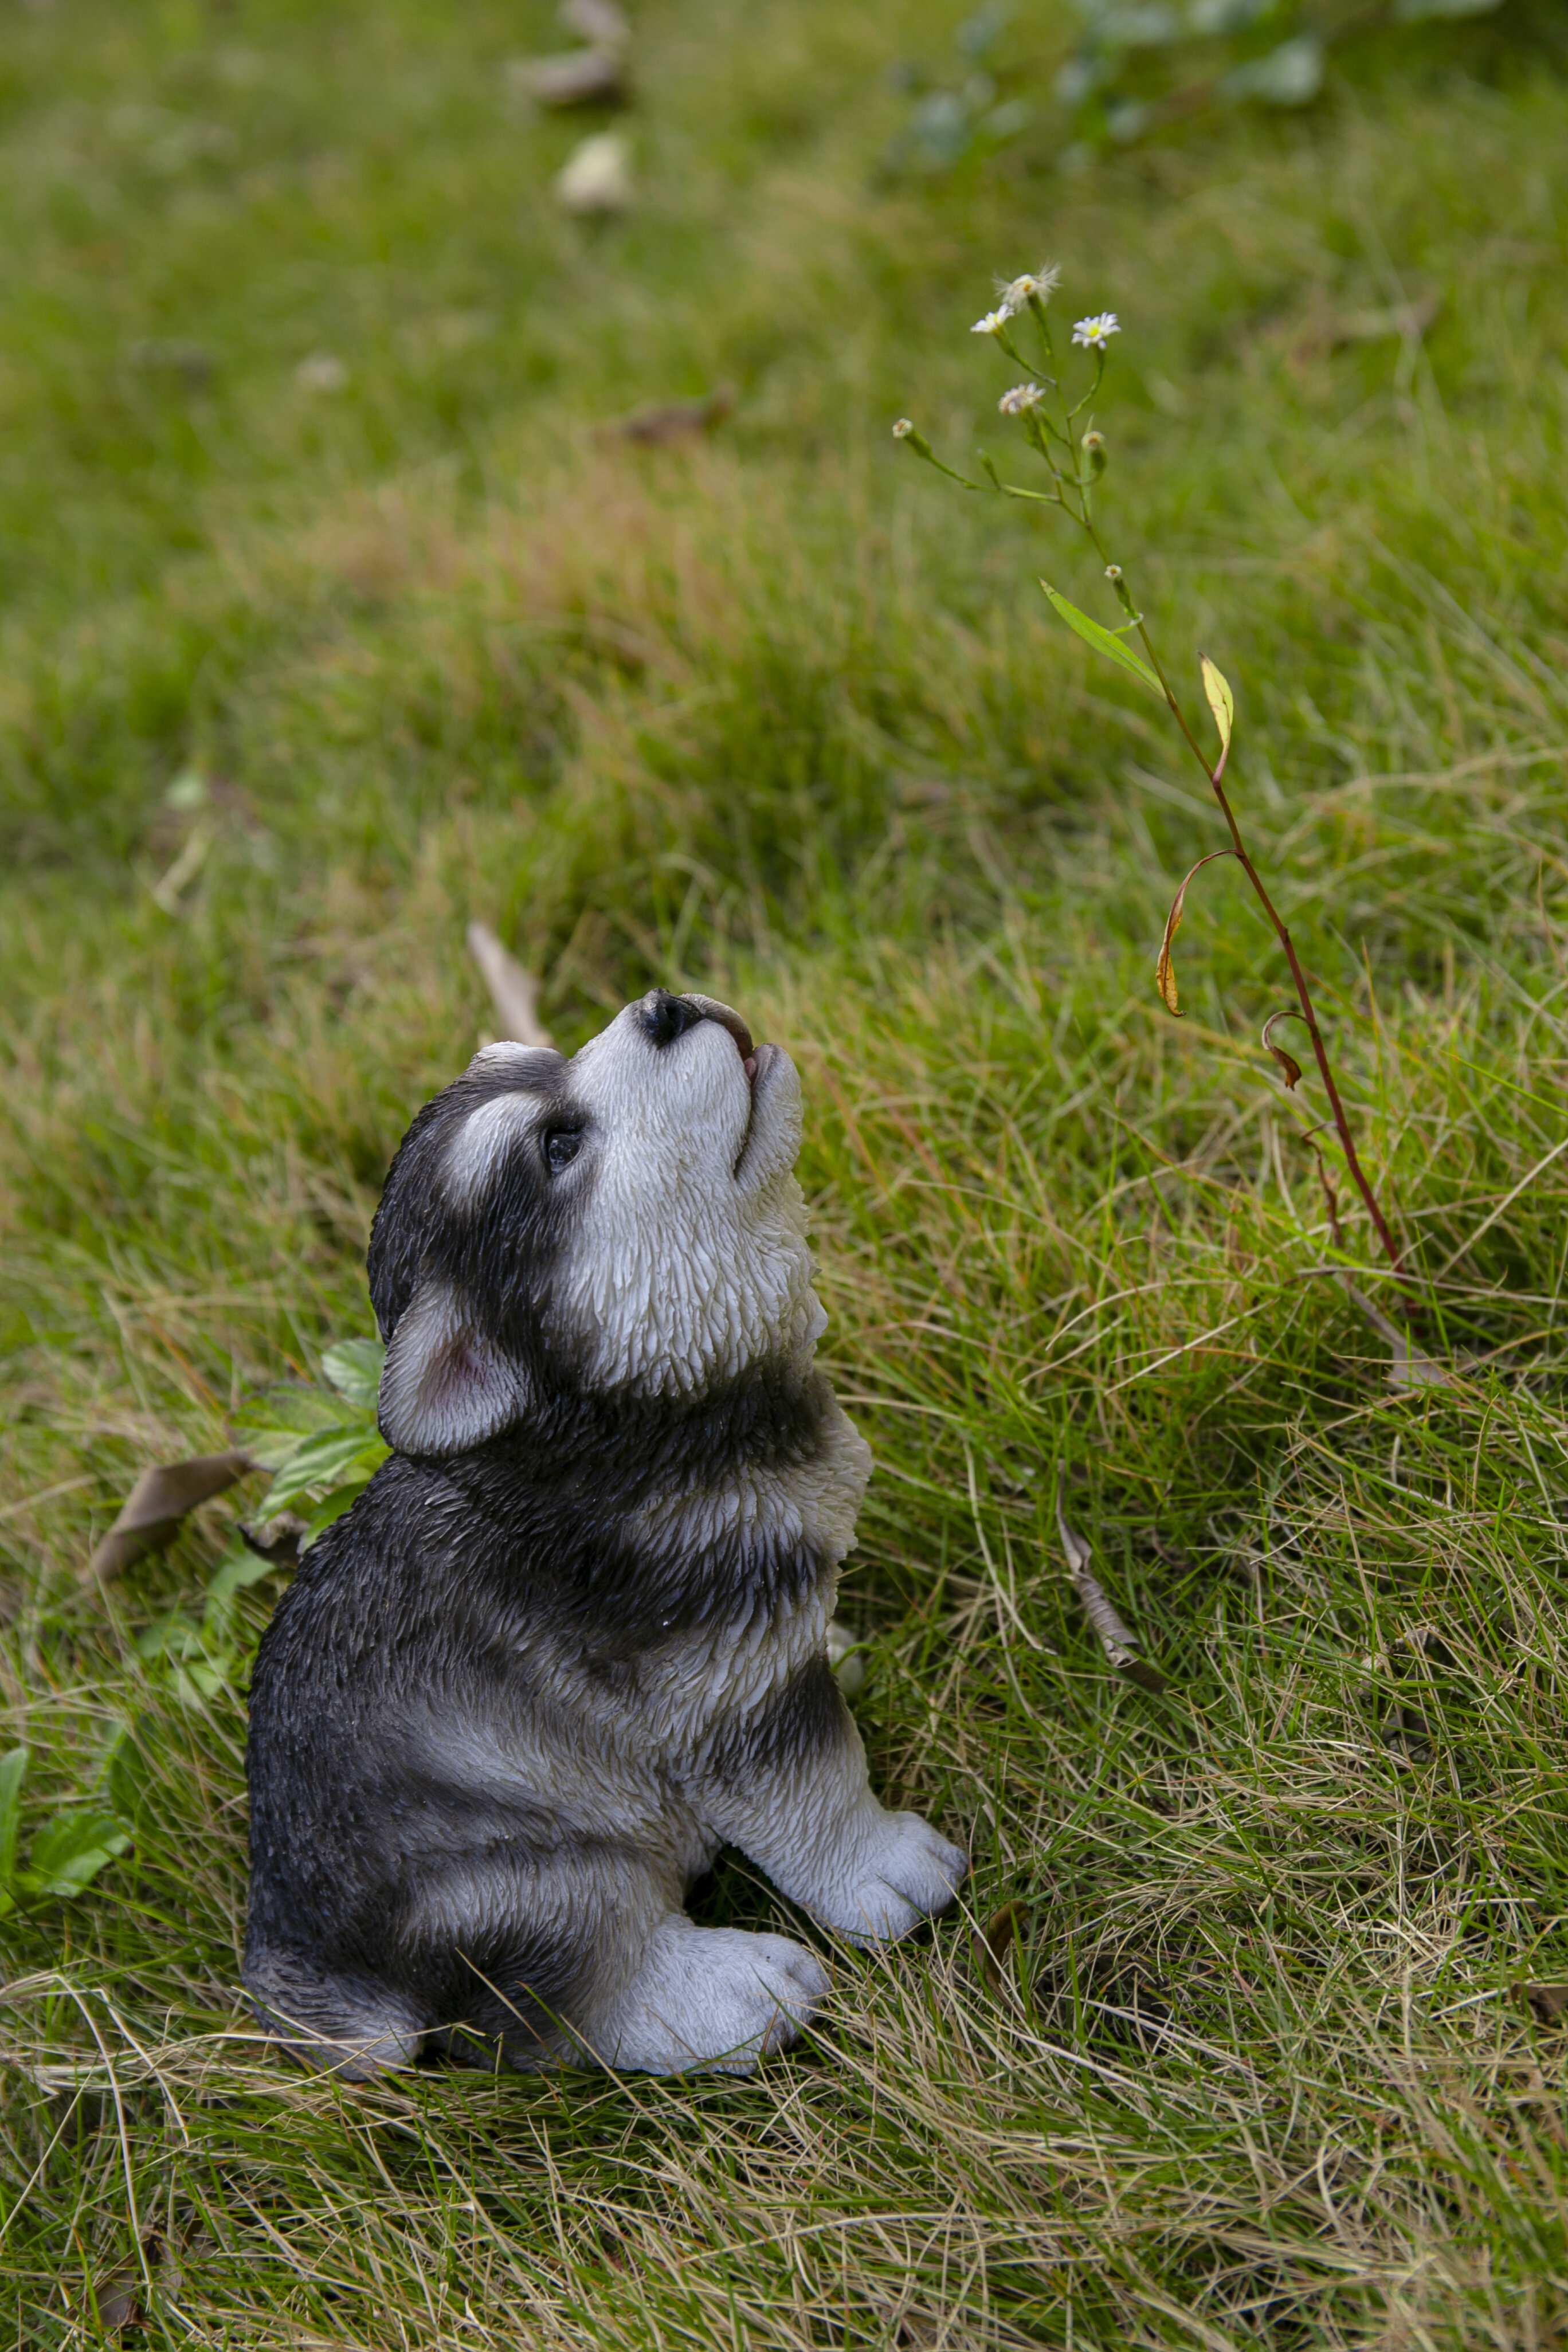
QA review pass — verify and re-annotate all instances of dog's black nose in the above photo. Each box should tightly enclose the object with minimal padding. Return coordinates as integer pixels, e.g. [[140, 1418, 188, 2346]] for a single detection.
[[639, 990, 709, 1048], [637, 990, 755, 1059]]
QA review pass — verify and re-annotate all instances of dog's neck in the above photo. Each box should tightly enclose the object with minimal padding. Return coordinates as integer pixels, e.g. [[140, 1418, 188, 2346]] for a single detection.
[[420, 1355, 842, 1503], [398, 1359, 873, 1653]]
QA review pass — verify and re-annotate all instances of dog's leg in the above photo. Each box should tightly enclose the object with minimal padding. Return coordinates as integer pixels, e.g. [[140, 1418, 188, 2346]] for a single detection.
[[386, 1845, 826, 2078], [571, 1910, 829, 2075], [695, 1659, 968, 1943], [244, 1948, 428, 2080]]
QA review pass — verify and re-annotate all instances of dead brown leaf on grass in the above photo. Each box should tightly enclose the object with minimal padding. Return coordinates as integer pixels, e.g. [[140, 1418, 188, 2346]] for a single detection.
[[505, 49, 627, 108], [87, 1451, 255, 1582], [1515, 1983, 1568, 2029], [599, 385, 736, 448], [971, 1899, 1030, 1993]]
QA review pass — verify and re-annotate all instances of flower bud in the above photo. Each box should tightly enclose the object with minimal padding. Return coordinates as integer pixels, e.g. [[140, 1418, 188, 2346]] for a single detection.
[[1081, 429, 1107, 480], [1105, 563, 1138, 618], [892, 418, 938, 463]]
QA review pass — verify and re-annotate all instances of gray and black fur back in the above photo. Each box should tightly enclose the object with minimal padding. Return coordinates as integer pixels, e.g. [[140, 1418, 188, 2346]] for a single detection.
[[244, 990, 966, 2076]]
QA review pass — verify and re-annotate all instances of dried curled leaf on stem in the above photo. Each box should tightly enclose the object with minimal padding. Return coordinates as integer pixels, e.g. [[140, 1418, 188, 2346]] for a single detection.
[[1155, 850, 1236, 1017], [1261, 1009, 1305, 1091], [1055, 1479, 1169, 1694]]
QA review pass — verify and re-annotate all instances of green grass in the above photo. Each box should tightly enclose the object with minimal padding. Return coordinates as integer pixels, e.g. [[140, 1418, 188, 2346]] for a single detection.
[[4, 0, 1568, 2342]]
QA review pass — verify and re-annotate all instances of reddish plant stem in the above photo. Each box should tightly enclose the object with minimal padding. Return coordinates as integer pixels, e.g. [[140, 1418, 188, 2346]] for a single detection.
[[1205, 773, 1405, 1279], [1079, 524, 1407, 1283]]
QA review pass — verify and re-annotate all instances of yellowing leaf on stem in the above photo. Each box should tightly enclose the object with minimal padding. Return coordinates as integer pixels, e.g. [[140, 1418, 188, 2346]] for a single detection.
[[1199, 654, 1234, 777], [1155, 849, 1236, 1016]]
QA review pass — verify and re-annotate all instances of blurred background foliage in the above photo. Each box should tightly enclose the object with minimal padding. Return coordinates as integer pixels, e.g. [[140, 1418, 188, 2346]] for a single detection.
[[881, 0, 1538, 175]]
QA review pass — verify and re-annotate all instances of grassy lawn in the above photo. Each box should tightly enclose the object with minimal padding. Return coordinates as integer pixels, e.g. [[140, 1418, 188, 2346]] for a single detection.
[[4, 0, 1568, 2341]]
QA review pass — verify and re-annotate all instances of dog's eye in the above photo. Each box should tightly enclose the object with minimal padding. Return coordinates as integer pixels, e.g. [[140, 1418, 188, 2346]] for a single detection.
[[542, 1127, 583, 1174]]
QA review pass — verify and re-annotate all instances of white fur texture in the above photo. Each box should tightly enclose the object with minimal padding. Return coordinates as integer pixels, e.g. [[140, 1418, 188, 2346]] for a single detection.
[[442, 1092, 537, 1207], [581, 1915, 830, 2074], [561, 1015, 821, 1396]]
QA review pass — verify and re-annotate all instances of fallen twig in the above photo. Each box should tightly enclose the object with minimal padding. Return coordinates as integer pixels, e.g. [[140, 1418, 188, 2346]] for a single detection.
[[1055, 1481, 1168, 1694], [467, 921, 554, 1050], [1346, 1284, 1451, 1393]]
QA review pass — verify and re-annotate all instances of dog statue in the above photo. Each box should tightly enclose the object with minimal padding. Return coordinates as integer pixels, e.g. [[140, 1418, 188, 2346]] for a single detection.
[[244, 990, 966, 2077]]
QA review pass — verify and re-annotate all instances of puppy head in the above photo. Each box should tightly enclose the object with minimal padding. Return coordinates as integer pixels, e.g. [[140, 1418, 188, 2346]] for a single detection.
[[369, 990, 823, 1455]]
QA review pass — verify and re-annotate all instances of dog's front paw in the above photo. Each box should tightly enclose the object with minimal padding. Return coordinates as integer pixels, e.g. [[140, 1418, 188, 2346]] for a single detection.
[[822, 1810, 968, 1945], [592, 1918, 829, 2077]]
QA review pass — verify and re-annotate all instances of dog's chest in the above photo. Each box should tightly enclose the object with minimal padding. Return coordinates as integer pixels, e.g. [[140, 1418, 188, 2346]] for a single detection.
[[420, 1406, 871, 1776]]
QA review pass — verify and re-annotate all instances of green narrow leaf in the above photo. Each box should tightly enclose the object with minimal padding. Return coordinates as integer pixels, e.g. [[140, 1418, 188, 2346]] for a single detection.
[[1040, 582, 1163, 698], [0, 1746, 29, 1895]]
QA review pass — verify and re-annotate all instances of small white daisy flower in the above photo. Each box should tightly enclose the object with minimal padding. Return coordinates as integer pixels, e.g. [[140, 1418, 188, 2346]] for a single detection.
[[892, 418, 914, 437], [1071, 312, 1121, 349], [971, 309, 1011, 336], [997, 383, 1044, 415], [997, 263, 1061, 313]]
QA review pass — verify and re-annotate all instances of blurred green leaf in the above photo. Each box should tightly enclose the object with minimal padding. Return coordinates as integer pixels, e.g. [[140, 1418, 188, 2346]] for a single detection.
[[135, 1609, 202, 1663], [0, 1746, 30, 1898], [320, 1336, 385, 1410], [21, 1810, 131, 1902], [232, 1385, 356, 1468], [298, 1479, 378, 1550], [258, 1426, 389, 1517], [104, 1721, 158, 1830], [202, 1545, 280, 1645]]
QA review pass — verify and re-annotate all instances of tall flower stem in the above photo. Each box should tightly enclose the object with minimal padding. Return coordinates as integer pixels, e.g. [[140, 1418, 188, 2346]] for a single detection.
[[1111, 555, 1407, 1282], [897, 271, 1409, 1291]]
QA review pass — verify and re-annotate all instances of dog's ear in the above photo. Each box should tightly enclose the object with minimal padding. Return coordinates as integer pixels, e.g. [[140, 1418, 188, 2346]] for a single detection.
[[378, 1281, 526, 1456]]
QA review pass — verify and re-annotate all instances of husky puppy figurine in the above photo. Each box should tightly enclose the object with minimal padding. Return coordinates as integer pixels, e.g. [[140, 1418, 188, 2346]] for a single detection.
[[244, 990, 966, 2077]]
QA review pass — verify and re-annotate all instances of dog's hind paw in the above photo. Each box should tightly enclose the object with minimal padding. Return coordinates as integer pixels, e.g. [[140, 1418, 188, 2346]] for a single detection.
[[585, 1916, 829, 2076]]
